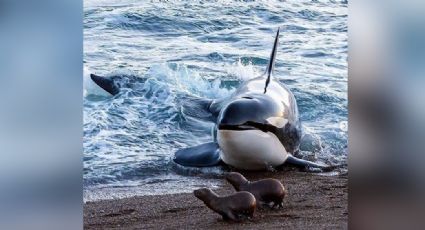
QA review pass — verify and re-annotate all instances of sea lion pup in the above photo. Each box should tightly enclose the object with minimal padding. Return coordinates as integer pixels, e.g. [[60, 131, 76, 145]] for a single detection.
[[193, 188, 256, 221], [226, 172, 286, 208]]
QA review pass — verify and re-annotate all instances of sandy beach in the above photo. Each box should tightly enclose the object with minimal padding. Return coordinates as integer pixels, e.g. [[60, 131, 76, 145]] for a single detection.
[[84, 170, 347, 229]]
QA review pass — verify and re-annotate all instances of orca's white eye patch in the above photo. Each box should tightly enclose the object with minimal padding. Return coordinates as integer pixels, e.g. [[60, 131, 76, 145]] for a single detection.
[[266, 117, 288, 128]]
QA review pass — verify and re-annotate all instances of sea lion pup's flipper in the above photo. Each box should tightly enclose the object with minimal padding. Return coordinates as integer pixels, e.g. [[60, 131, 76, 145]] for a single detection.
[[174, 142, 222, 167], [90, 74, 120, 95], [284, 155, 341, 172]]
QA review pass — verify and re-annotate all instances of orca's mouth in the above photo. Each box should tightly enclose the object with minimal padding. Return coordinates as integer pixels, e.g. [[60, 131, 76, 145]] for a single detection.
[[218, 121, 276, 133], [218, 124, 257, 131]]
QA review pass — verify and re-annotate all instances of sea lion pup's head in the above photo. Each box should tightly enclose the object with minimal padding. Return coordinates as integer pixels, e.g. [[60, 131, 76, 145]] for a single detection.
[[194, 188, 214, 200], [225, 172, 249, 191]]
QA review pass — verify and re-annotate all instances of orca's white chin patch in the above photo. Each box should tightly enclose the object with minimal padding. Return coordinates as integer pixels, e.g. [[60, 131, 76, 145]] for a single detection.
[[217, 129, 288, 170]]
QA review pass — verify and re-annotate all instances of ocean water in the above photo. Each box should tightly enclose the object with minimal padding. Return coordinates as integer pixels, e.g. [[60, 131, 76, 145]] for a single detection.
[[83, 0, 347, 201]]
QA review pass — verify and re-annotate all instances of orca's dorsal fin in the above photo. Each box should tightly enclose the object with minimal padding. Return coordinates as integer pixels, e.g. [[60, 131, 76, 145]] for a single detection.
[[264, 28, 280, 94]]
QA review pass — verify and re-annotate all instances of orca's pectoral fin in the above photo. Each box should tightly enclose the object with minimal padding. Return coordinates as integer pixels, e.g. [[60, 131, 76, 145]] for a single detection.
[[284, 155, 344, 172], [90, 74, 120, 96], [173, 142, 221, 167]]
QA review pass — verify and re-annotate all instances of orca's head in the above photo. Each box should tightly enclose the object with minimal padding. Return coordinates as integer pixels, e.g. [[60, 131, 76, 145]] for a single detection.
[[217, 94, 298, 170]]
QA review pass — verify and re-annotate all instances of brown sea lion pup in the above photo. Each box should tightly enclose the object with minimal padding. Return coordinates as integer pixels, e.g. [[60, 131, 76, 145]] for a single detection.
[[193, 188, 256, 221], [226, 172, 286, 208]]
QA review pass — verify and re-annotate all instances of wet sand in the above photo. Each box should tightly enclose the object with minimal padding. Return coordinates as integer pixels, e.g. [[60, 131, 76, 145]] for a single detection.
[[84, 171, 347, 229]]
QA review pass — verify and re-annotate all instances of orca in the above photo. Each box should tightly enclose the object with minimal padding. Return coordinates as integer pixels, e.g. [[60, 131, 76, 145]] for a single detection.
[[174, 29, 333, 171], [90, 29, 336, 171]]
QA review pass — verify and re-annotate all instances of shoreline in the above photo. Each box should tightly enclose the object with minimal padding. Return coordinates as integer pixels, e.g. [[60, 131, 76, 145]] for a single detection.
[[84, 171, 347, 229]]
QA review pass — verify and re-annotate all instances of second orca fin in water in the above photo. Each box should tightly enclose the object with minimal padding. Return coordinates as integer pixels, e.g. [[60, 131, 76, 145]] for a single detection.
[[90, 74, 120, 96]]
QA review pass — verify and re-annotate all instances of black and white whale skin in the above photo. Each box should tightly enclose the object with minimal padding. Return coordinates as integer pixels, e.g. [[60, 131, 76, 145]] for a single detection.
[[91, 29, 332, 171]]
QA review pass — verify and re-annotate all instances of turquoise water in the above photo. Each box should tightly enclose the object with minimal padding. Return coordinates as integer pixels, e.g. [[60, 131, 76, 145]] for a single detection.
[[83, 0, 347, 200]]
